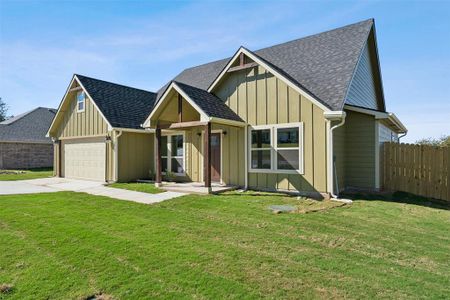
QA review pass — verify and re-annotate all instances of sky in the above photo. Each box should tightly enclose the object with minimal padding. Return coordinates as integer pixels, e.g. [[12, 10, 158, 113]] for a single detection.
[[0, 0, 449, 143]]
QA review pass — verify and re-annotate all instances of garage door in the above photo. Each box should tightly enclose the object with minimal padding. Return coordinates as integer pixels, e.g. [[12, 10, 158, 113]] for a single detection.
[[64, 142, 106, 181]]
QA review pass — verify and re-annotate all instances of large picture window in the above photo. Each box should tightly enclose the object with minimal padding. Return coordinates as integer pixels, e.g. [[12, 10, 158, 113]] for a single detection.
[[161, 134, 185, 175], [249, 123, 303, 173]]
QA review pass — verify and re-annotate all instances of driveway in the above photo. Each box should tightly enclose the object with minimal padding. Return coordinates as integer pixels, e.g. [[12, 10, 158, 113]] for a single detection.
[[0, 178, 186, 204]]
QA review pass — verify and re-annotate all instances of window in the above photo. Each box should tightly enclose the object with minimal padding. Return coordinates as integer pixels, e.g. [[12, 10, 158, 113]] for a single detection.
[[250, 129, 271, 169], [161, 134, 185, 175], [249, 123, 303, 173], [275, 127, 300, 170], [77, 91, 85, 112]]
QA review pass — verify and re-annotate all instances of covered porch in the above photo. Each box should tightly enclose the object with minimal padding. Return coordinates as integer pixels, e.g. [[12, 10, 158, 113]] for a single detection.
[[143, 81, 246, 194]]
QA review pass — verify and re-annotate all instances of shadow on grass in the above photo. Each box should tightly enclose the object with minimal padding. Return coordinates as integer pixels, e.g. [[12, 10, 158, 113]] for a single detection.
[[341, 191, 450, 211]]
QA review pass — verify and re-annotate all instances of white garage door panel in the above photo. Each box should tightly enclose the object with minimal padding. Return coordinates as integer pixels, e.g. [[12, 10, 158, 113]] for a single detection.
[[64, 142, 106, 181]]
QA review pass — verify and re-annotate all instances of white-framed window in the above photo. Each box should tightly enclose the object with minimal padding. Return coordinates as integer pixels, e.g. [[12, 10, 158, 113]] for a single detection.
[[249, 123, 303, 174], [161, 133, 185, 175], [77, 91, 85, 112]]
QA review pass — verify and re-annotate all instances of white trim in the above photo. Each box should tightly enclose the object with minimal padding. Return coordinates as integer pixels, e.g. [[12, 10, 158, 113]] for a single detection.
[[324, 111, 346, 196], [244, 124, 248, 189], [211, 129, 223, 184], [209, 117, 246, 127], [198, 129, 224, 184], [344, 104, 388, 118], [248, 122, 304, 175], [344, 104, 407, 133], [143, 82, 209, 128], [75, 76, 113, 131], [161, 132, 186, 177], [47, 75, 113, 137], [112, 127, 153, 134], [76, 90, 85, 113], [207, 47, 331, 112], [326, 120, 332, 194]]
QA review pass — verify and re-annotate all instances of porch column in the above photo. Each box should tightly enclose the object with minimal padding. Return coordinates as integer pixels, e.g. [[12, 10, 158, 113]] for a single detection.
[[155, 127, 162, 187], [204, 122, 211, 192]]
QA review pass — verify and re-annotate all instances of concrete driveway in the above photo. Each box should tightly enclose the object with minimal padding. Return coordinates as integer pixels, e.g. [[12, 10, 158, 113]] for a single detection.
[[0, 177, 185, 204]]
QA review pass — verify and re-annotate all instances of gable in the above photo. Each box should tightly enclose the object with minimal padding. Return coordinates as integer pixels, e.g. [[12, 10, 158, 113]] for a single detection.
[[157, 89, 201, 124], [214, 64, 326, 126], [345, 30, 385, 111], [48, 78, 110, 138], [169, 19, 374, 112]]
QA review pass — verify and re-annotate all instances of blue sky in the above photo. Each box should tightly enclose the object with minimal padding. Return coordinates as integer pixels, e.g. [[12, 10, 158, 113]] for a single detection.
[[1, 0, 449, 142]]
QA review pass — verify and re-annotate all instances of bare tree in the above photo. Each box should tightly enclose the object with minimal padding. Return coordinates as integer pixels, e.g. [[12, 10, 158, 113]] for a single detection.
[[416, 135, 450, 147], [0, 97, 8, 122]]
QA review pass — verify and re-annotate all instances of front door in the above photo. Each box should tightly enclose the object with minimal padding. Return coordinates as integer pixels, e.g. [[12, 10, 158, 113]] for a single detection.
[[211, 133, 221, 182]]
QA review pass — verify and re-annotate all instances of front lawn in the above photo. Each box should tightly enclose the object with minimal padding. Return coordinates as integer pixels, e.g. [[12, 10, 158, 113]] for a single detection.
[[0, 191, 449, 299], [0, 168, 53, 181], [107, 182, 163, 194]]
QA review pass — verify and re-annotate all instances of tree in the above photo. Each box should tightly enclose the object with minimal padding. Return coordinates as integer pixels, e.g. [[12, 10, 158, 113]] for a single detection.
[[416, 135, 450, 147], [0, 97, 8, 122]]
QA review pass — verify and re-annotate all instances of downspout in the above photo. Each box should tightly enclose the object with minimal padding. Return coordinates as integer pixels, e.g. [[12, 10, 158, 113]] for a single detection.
[[244, 124, 248, 190], [398, 132, 407, 142], [324, 111, 351, 202], [114, 130, 123, 182]]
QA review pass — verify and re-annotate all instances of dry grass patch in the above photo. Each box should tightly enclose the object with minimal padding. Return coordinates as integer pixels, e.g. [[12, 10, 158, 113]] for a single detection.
[[0, 283, 14, 294]]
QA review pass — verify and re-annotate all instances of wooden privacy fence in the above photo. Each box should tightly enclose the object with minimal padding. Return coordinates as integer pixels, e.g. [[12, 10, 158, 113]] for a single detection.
[[382, 142, 450, 201]]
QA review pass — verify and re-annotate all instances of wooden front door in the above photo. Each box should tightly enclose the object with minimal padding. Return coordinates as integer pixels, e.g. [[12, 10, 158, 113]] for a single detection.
[[210, 132, 221, 182]]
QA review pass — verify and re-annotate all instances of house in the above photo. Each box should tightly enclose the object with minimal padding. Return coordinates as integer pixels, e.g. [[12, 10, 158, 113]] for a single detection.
[[47, 19, 407, 197], [0, 107, 56, 169]]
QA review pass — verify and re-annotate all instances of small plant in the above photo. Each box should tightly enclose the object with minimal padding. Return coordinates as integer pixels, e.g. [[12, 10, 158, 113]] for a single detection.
[[164, 171, 176, 182]]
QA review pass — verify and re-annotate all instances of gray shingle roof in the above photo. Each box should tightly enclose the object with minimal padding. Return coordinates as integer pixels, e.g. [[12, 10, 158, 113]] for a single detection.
[[162, 19, 375, 111], [0, 107, 56, 143], [174, 82, 243, 122], [76, 74, 157, 129]]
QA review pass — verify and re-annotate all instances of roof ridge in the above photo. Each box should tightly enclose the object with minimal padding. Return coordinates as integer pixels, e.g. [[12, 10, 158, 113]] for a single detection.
[[75, 74, 157, 95], [255, 19, 373, 53], [0, 107, 39, 125], [177, 19, 373, 74]]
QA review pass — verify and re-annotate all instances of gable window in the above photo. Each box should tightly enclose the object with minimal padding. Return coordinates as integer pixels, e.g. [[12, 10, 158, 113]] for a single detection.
[[249, 123, 303, 174], [161, 133, 185, 175], [77, 91, 85, 112]]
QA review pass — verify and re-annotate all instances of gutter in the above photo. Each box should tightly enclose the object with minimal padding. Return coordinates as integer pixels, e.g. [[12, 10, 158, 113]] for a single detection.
[[324, 111, 352, 203]]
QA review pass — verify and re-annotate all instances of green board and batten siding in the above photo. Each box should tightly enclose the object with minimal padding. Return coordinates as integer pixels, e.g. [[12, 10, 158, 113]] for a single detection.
[[56, 91, 109, 138], [333, 110, 376, 190], [50, 90, 114, 181], [173, 124, 244, 186], [118, 132, 154, 183], [214, 65, 328, 193]]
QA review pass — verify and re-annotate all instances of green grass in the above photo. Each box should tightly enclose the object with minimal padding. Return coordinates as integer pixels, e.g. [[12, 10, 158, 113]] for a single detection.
[[107, 182, 163, 194], [0, 168, 53, 181], [0, 191, 449, 299]]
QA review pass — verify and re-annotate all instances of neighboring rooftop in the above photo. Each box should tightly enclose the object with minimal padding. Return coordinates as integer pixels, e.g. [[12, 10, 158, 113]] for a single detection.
[[160, 19, 377, 111], [0, 107, 57, 143], [75, 74, 157, 129]]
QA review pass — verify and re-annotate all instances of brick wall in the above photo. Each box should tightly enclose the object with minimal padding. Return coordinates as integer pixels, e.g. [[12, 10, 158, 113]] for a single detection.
[[0, 142, 54, 169]]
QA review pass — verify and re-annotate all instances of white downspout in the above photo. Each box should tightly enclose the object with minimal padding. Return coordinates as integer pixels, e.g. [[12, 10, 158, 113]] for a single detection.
[[244, 124, 248, 190], [114, 130, 123, 182], [324, 111, 351, 203]]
